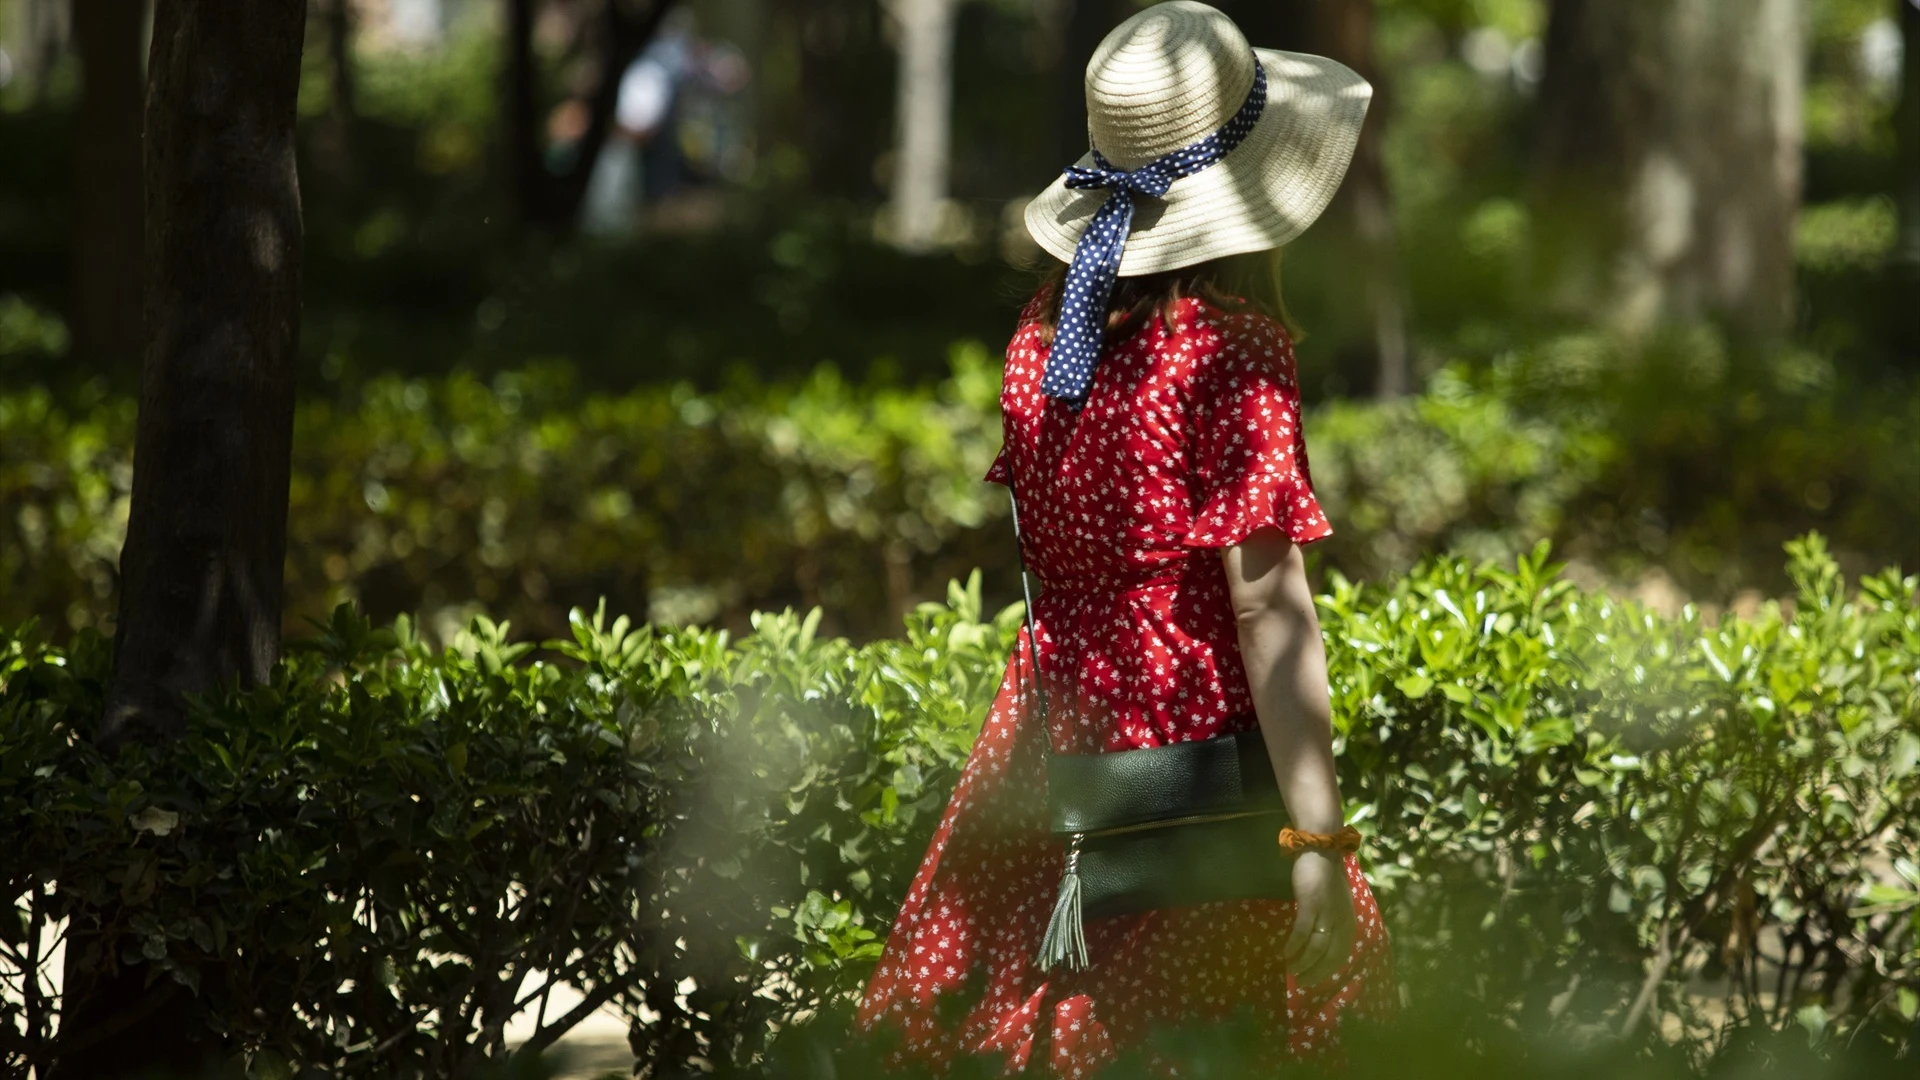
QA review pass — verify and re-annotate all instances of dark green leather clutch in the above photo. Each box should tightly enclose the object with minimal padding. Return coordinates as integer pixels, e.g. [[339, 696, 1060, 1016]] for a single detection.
[[1038, 728, 1293, 970], [1047, 727, 1285, 835]]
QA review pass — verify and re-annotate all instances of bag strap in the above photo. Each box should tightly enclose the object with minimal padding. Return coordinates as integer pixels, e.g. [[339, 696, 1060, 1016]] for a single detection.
[[1007, 481, 1048, 729], [1011, 479, 1088, 973]]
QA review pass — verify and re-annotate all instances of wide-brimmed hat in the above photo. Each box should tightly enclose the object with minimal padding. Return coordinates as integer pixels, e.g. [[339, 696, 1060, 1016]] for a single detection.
[[1024, 1, 1373, 277]]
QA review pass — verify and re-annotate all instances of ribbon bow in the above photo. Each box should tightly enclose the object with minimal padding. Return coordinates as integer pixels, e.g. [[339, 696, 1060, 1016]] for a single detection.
[[1041, 59, 1268, 406]]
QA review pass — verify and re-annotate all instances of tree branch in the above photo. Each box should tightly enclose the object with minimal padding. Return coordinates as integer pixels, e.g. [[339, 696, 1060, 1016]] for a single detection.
[[44, 981, 183, 1060], [24, 890, 47, 1053], [512, 928, 627, 1014], [1619, 920, 1673, 1038], [514, 962, 647, 1060]]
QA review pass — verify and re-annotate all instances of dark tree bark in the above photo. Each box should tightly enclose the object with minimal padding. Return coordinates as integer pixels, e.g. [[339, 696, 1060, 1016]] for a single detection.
[[101, 0, 306, 744], [56, 6, 307, 1077], [1213, 1, 1311, 63], [777, 0, 889, 199], [506, 0, 545, 222], [312, 0, 360, 180], [1533, 0, 1804, 341], [68, 0, 146, 376]]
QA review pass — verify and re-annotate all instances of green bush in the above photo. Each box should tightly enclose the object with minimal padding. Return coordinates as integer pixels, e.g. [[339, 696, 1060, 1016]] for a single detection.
[[4, 540, 1915, 1076], [0, 349, 1011, 642], [0, 380, 133, 623], [0, 576, 1018, 1078], [1305, 362, 1614, 580], [1321, 536, 1919, 1053], [1481, 329, 1920, 594], [21, 340, 1913, 644]]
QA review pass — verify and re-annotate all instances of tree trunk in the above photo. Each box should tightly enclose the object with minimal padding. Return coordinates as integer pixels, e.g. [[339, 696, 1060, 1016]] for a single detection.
[[765, 0, 884, 199], [312, 0, 360, 180], [506, 0, 545, 223], [57, 6, 306, 1076], [885, 0, 957, 251], [68, 0, 147, 377], [1533, 0, 1805, 341], [101, 0, 306, 745]]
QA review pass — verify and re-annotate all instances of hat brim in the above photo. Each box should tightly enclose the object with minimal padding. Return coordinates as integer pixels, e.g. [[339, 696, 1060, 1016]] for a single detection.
[[1024, 49, 1373, 277]]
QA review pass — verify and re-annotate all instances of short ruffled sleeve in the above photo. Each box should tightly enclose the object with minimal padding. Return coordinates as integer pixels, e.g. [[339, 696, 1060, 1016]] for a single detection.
[[1183, 316, 1331, 548], [984, 447, 1010, 486]]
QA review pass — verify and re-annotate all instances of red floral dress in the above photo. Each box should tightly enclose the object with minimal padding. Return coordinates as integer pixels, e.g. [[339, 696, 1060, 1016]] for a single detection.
[[856, 295, 1395, 1075]]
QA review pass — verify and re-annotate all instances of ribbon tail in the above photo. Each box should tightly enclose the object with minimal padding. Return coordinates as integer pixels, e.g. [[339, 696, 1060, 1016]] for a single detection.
[[1066, 190, 1135, 277], [1040, 190, 1137, 404], [1096, 193, 1136, 278]]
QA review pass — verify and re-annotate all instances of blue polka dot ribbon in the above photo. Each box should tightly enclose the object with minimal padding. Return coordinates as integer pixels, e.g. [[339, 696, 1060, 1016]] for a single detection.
[[1042, 59, 1269, 407]]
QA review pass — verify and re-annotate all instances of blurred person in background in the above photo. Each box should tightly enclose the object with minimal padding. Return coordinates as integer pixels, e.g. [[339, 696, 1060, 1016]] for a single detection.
[[583, 7, 749, 236]]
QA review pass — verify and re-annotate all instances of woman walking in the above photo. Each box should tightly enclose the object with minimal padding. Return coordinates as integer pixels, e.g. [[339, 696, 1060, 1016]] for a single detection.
[[858, 3, 1395, 1073]]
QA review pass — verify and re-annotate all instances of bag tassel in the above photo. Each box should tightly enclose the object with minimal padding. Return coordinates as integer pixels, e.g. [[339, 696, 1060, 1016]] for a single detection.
[[1037, 834, 1089, 972]]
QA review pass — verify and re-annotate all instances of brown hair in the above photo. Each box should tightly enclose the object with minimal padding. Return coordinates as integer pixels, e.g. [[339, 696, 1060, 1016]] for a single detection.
[[1030, 248, 1300, 347]]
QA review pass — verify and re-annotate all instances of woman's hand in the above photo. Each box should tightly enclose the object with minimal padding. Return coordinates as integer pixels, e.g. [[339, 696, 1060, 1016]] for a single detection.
[[1283, 850, 1357, 985]]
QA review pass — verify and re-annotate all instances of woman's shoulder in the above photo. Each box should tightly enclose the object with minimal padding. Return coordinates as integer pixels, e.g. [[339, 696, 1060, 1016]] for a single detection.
[[1159, 299, 1296, 381], [999, 285, 1054, 398]]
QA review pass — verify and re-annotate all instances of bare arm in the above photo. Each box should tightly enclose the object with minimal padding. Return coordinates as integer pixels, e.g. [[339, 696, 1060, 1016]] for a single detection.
[[1223, 529, 1342, 833], [1223, 526, 1355, 984]]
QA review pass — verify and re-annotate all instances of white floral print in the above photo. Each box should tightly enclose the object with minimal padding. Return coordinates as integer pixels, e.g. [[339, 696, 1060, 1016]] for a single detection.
[[857, 292, 1394, 1075]]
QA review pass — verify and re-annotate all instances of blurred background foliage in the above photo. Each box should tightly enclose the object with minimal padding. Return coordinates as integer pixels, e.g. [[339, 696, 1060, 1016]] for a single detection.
[[1, 0, 1916, 645]]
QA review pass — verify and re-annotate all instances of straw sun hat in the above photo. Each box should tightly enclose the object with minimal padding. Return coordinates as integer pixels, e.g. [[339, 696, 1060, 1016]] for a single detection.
[[1024, 1, 1373, 277]]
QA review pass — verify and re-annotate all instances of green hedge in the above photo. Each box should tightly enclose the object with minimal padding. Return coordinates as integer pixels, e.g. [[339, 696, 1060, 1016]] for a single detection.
[[0, 582, 1014, 1078], [3, 347, 1577, 643], [4, 539, 1915, 1076], [18, 334, 1910, 645], [0, 350, 1011, 643], [1469, 329, 1920, 591]]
